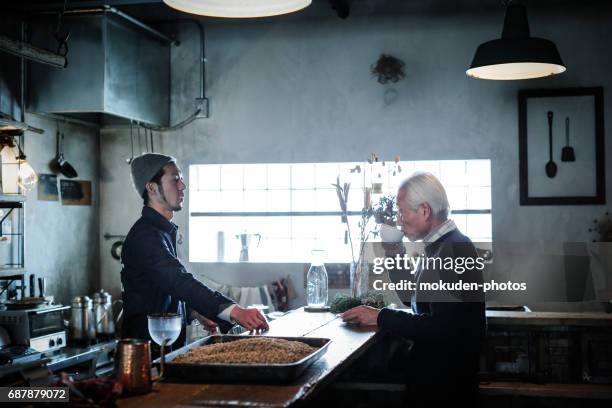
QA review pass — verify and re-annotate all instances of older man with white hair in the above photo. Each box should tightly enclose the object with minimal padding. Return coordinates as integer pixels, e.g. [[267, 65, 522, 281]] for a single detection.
[[342, 172, 486, 406]]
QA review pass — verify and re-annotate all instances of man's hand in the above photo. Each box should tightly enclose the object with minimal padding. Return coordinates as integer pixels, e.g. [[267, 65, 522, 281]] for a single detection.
[[230, 306, 269, 332], [341, 305, 381, 326]]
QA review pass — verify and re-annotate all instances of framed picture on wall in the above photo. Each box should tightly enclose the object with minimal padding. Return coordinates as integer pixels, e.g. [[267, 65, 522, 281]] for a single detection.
[[518, 87, 605, 205]]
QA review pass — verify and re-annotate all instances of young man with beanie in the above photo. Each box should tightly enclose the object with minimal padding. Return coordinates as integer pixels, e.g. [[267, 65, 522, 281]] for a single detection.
[[121, 153, 268, 349]]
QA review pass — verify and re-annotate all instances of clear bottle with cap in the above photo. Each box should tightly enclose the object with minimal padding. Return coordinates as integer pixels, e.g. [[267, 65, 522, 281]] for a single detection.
[[306, 250, 328, 308]]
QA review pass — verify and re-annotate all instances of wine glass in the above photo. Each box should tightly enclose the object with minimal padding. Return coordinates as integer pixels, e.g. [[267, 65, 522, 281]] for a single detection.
[[147, 313, 182, 379]]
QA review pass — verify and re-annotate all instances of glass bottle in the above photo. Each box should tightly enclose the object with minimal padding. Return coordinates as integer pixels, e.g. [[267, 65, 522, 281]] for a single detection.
[[306, 250, 328, 308]]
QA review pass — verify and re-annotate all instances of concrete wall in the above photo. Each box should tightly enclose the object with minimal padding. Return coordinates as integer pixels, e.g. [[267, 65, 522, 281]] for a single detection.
[[24, 115, 100, 304], [1, 17, 100, 305], [100, 7, 612, 310]]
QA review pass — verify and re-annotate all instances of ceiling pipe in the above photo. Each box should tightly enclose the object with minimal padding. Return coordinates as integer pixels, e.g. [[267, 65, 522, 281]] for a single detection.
[[36, 5, 179, 46]]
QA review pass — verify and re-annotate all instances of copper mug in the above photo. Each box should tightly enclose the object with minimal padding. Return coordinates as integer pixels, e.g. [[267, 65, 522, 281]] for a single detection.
[[115, 339, 152, 395]]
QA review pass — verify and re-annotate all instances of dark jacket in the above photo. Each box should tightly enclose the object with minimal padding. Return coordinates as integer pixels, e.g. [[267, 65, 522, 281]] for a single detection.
[[120, 206, 234, 346], [378, 229, 486, 402]]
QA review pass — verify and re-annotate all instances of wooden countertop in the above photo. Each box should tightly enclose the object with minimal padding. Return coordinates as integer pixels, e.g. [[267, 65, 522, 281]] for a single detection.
[[486, 310, 612, 327], [480, 381, 612, 399], [117, 308, 380, 408]]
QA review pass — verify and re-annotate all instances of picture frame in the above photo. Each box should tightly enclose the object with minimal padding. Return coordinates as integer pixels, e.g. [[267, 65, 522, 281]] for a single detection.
[[518, 87, 605, 205]]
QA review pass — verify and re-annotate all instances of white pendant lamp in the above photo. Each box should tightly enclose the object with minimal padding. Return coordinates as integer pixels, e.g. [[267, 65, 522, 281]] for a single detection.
[[162, 0, 312, 18], [467, 3, 566, 80]]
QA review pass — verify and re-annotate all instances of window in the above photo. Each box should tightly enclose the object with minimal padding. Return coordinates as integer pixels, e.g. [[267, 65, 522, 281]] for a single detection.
[[189, 160, 492, 263]]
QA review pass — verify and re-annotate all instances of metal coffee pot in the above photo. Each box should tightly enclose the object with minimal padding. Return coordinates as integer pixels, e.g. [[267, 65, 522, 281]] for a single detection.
[[66, 296, 96, 344], [92, 289, 122, 339], [235, 232, 261, 262]]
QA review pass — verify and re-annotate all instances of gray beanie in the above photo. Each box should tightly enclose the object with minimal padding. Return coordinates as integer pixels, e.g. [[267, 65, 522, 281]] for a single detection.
[[130, 153, 176, 196]]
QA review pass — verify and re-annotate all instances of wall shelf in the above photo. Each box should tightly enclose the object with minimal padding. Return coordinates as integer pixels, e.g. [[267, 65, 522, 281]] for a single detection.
[[0, 266, 25, 279], [0, 195, 26, 209], [0, 181, 26, 299]]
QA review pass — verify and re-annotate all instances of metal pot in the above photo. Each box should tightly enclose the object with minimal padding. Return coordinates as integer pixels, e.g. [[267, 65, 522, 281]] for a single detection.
[[93, 289, 122, 339], [51, 129, 78, 178], [67, 296, 96, 344], [115, 339, 152, 395]]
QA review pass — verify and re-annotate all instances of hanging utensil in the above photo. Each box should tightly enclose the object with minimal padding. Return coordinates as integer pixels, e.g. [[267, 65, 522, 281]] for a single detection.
[[59, 131, 78, 178], [29, 274, 35, 297], [150, 128, 154, 153], [52, 127, 78, 178], [545, 111, 557, 178], [143, 124, 149, 153], [561, 116, 576, 162], [49, 127, 62, 174], [137, 124, 143, 155], [126, 121, 135, 164]]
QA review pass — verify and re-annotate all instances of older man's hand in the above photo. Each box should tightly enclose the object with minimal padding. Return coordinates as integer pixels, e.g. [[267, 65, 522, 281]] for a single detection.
[[341, 305, 381, 326], [230, 306, 269, 332]]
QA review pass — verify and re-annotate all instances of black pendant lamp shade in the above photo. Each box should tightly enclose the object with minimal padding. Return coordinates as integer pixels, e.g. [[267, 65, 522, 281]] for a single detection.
[[467, 3, 566, 80]]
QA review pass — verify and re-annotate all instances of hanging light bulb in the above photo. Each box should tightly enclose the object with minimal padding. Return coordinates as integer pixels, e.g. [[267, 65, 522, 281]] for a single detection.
[[17, 160, 39, 191], [162, 0, 312, 18], [466, 3, 566, 80], [0, 135, 39, 192], [13, 141, 38, 192]]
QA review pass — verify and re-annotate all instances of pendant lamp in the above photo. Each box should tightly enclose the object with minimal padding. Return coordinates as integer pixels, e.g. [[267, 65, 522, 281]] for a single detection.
[[467, 3, 566, 80], [162, 0, 312, 18]]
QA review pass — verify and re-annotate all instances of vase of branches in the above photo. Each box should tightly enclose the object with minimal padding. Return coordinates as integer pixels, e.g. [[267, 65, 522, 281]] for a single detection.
[[333, 154, 402, 297], [333, 176, 373, 297]]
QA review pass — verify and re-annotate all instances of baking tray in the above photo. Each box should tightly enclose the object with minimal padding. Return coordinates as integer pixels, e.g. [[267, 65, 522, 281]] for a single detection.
[[154, 335, 331, 383]]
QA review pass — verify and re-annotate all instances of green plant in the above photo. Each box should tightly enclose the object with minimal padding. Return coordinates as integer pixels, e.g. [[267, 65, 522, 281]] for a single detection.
[[359, 291, 386, 309], [329, 291, 387, 314], [330, 293, 362, 314], [372, 195, 397, 226]]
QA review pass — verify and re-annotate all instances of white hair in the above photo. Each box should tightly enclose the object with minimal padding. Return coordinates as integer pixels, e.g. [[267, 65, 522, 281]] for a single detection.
[[398, 172, 450, 220]]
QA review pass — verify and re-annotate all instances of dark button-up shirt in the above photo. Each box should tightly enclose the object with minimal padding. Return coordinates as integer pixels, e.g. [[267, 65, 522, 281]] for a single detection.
[[120, 206, 234, 346]]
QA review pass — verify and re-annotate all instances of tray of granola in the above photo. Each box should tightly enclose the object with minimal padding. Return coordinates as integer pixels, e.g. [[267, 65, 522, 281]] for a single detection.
[[154, 335, 331, 383]]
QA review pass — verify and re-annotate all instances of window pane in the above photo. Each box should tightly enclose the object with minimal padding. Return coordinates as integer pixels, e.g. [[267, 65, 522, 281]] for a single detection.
[[220, 164, 243, 190], [189, 159, 492, 263], [291, 190, 316, 212], [413, 160, 441, 177], [291, 216, 319, 239], [466, 187, 491, 209], [440, 161, 467, 187], [266, 189, 291, 212], [291, 164, 315, 189], [243, 190, 268, 212], [268, 164, 291, 189], [243, 164, 267, 190], [190, 190, 221, 212], [315, 163, 341, 189], [447, 187, 467, 210], [220, 190, 244, 212], [315, 189, 340, 212], [196, 165, 220, 191], [466, 160, 491, 186]]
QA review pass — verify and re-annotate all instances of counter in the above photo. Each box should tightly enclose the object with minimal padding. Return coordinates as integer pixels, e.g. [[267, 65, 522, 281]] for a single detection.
[[486, 310, 612, 327], [117, 308, 612, 407], [118, 308, 379, 408]]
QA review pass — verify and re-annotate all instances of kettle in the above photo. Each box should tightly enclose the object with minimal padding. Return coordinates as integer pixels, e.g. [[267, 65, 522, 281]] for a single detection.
[[235, 232, 262, 262], [66, 296, 96, 345], [92, 289, 123, 340]]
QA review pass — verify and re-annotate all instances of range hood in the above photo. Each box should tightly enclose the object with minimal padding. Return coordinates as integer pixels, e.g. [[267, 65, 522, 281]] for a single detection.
[[28, 10, 171, 127]]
